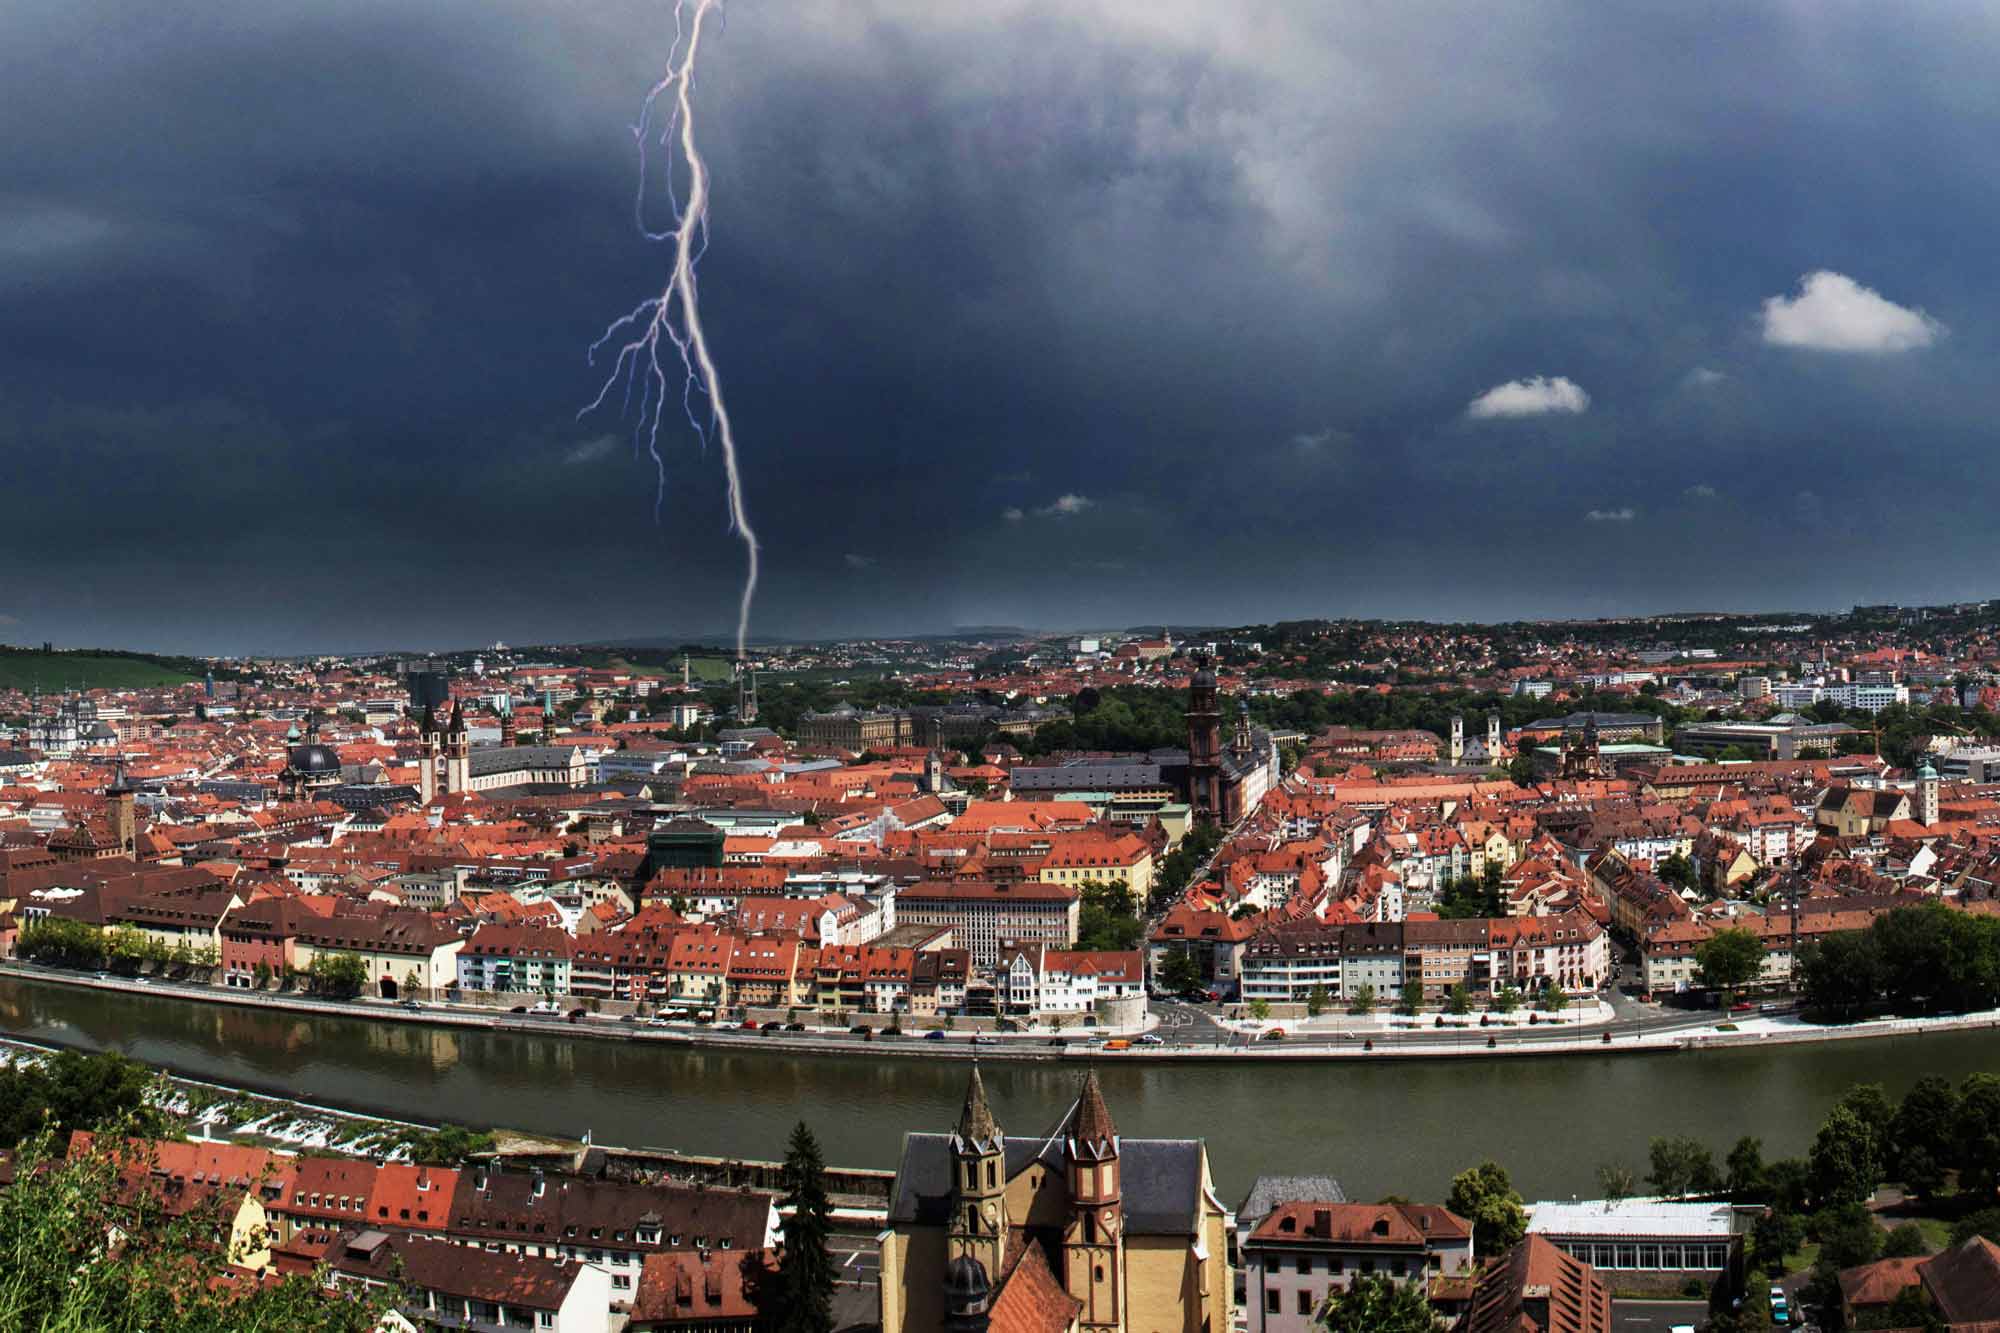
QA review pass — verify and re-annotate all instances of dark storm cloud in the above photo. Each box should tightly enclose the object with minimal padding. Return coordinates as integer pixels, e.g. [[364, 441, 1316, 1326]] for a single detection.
[[6, 1, 2000, 651]]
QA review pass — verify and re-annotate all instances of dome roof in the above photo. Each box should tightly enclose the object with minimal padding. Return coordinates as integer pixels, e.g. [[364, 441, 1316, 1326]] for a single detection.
[[944, 1255, 990, 1308], [288, 743, 342, 775]]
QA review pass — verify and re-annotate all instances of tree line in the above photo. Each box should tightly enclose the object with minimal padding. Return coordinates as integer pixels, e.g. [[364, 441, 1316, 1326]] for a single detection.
[[1797, 901, 2000, 1022]]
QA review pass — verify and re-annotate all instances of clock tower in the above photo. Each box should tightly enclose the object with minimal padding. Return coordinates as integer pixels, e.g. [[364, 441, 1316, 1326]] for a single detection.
[[1064, 1070, 1126, 1331], [948, 1067, 1007, 1283]]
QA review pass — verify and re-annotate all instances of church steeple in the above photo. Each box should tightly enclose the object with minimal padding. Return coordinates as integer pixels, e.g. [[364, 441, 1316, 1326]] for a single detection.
[[1064, 1070, 1125, 1331], [947, 1067, 1006, 1285]]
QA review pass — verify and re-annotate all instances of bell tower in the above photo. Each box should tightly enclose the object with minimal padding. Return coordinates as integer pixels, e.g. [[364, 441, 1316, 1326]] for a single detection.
[[1187, 655, 1222, 825], [445, 701, 470, 796], [106, 762, 136, 856], [1063, 1070, 1125, 1332], [419, 705, 441, 804], [948, 1067, 1007, 1284]]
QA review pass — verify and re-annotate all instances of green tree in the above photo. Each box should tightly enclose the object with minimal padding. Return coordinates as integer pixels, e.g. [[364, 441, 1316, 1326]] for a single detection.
[[1493, 986, 1523, 1015], [1647, 1136, 1721, 1199], [1658, 851, 1697, 890], [1796, 932, 1881, 1022], [1695, 927, 1764, 1002], [1956, 1073, 2000, 1199], [1306, 984, 1330, 1018], [1809, 1105, 1882, 1208], [1750, 1208, 1804, 1276], [773, 1121, 836, 1333], [1727, 1136, 1768, 1202], [1596, 1162, 1636, 1204], [1949, 1207, 2000, 1247], [1076, 881, 1144, 952], [0, 1122, 396, 1331], [1316, 1272, 1446, 1331], [1158, 950, 1203, 998], [1446, 983, 1473, 1016], [17, 917, 107, 968], [0, 1049, 163, 1149], [1248, 999, 1272, 1022], [1882, 1222, 1930, 1258], [1399, 979, 1425, 1016], [1447, 1160, 1528, 1255], [1889, 1075, 1960, 1191], [308, 952, 369, 999], [1538, 982, 1569, 1013], [1347, 984, 1377, 1016]]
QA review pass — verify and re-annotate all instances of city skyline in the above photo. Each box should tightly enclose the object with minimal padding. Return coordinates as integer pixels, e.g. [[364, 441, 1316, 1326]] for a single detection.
[[9, 3, 2000, 653]]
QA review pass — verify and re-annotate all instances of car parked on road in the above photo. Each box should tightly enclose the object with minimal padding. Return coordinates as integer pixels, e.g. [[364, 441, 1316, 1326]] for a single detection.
[[925, 1030, 947, 1041], [1262, 1028, 1287, 1041], [1136, 1033, 1164, 1045]]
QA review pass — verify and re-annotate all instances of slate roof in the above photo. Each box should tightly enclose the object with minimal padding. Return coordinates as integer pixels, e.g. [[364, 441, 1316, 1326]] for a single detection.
[[1236, 1174, 1348, 1223], [889, 1133, 1203, 1235]]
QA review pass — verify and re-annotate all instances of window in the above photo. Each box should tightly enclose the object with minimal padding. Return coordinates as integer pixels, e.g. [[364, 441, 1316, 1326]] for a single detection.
[[1295, 1255, 1310, 1275], [1297, 1290, 1313, 1315], [538, 1316, 553, 1329], [612, 1274, 631, 1291], [1265, 1291, 1281, 1314], [1639, 1244, 1660, 1268], [1615, 1244, 1637, 1269]]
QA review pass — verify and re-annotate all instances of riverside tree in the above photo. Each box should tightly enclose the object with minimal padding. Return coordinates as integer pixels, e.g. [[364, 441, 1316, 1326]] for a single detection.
[[1446, 1160, 1527, 1254], [1694, 927, 1764, 1004]]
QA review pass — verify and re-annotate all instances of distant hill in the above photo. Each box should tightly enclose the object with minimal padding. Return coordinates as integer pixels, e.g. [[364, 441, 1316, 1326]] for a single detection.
[[0, 646, 202, 692]]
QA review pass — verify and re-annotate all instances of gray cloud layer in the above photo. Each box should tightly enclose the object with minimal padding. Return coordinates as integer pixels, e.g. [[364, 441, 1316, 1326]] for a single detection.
[[5, 2, 2000, 650]]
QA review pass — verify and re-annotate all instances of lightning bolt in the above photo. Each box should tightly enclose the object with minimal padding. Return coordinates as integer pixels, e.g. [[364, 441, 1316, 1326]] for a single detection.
[[583, 0, 759, 662]]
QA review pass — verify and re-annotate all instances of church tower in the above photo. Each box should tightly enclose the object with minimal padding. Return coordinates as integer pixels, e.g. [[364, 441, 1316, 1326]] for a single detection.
[[106, 762, 136, 856], [1488, 713, 1502, 760], [1449, 714, 1465, 764], [947, 1067, 1007, 1284], [445, 701, 470, 796], [419, 705, 441, 804], [1918, 758, 1940, 828], [1187, 655, 1222, 825], [1063, 1070, 1126, 1332]]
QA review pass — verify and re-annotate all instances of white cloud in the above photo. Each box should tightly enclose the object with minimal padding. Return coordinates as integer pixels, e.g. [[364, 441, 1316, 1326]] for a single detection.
[[1466, 376, 1590, 419], [1035, 493, 1096, 517], [563, 433, 619, 464], [1682, 367, 1727, 389], [1584, 507, 1636, 522], [1291, 426, 1337, 450], [1683, 483, 1717, 499], [0, 613, 17, 627], [1760, 271, 1944, 352], [1001, 506, 1026, 522], [843, 553, 876, 570]]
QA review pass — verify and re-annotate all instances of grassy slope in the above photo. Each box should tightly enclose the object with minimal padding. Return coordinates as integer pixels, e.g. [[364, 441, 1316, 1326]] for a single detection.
[[0, 651, 199, 692]]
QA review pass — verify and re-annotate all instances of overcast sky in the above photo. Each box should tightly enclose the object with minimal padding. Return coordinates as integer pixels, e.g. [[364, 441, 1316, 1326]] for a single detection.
[[6, 1, 1999, 653]]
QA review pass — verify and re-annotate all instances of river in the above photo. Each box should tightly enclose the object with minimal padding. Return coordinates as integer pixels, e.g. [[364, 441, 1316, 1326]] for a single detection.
[[6, 973, 1996, 1205]]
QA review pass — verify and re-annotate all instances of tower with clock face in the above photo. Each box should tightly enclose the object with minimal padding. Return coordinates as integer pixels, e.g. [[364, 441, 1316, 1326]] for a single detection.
[[1064, 1070, 1127, 1331], [947, 1066, 1008, 1284]]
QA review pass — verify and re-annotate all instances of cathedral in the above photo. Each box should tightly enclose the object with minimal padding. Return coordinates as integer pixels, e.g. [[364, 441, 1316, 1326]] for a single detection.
[[879, 1070, 1232, 1333]]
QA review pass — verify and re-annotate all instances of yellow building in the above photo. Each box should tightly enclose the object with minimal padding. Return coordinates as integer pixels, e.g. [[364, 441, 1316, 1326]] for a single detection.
[[879, 1070, 1233, 1333]]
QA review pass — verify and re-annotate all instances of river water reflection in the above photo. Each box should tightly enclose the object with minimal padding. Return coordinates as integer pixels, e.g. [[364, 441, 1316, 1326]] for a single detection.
[[8, 975, 1997, 1202]]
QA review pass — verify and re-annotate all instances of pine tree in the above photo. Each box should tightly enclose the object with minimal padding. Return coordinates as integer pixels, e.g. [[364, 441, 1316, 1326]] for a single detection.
[[774, 1120, 837, 1333]]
